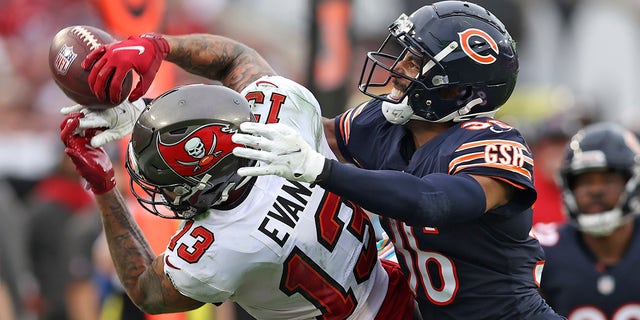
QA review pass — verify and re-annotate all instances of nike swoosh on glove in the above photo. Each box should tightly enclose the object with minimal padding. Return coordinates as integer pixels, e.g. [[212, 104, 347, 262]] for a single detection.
[[60, 113, 116, 194], [60, 98, 146, 147], [82, 33, 169, 104], [231, 122, 326, 184]]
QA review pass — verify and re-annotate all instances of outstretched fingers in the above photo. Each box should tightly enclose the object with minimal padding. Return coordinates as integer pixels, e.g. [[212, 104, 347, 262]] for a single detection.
[[59, 104, 84, 115], [238, 122, 293, 140], [78, 112, 110, 129], [232, 146, 274, 163], [233, 132, 284, 154], [237, 165, 286, 178]]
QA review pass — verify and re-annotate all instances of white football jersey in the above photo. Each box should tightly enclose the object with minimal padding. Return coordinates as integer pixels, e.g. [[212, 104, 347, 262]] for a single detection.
[[163, 76, 389, 319]]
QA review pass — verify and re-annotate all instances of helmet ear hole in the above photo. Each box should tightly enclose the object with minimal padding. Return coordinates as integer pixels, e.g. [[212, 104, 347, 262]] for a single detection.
[[435, 85, 468, 100], [461, 86, 473, 100]]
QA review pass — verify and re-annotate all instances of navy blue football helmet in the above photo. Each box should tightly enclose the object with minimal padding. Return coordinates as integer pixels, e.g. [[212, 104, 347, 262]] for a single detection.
[[560, 122, 640, 236], [126, 84, 255, 219], [359, 1, 519, 124]]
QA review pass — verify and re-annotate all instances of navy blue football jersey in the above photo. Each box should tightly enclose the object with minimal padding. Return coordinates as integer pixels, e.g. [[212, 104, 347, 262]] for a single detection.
[[540, 218, 640, 319], [334, 100, 559, 319]]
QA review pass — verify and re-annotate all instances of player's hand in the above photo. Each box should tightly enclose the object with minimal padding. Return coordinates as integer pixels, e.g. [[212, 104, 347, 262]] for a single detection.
[[82, 33, 169, 104], [60, 98, 146, 148], [232, 122, 326, 183], [60, 113, 115, 194]]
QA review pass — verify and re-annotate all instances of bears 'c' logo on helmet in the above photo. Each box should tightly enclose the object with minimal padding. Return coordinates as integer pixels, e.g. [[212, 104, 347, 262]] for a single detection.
[[157, 123, 241, 177], [458, 28, 499, 64]]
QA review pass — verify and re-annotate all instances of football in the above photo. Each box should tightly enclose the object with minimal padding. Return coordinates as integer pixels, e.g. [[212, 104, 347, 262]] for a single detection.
[[49, 25, 133, 109]]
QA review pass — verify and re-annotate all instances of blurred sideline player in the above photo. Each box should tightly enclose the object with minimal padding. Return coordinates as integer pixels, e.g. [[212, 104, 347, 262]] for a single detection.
[[537, 122, 640, 319]]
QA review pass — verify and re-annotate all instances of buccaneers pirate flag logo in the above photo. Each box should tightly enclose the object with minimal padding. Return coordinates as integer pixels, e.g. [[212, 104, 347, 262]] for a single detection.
[[157, 123, 241, 177]]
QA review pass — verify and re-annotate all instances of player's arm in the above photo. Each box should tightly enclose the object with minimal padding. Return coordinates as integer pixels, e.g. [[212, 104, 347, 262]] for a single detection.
[[233, 122, 515, 227], [83, 33, 277, 104], [321, 101, 371, 165], [60, 114, 204, 314], [163, 34, 276, 93], [318, 162, 512, 226], [322, 108, 512, 219], [322, 116, 347, 162], [474, 175, 513, 209], [95, 190, 204, 313], [72, 34, 277, 148]]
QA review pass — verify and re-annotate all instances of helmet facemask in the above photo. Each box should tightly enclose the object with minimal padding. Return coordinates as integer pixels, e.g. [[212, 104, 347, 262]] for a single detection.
[[126, 144, 255, 219], [359, 14, 459, 124], [126, 162, 205, 219]]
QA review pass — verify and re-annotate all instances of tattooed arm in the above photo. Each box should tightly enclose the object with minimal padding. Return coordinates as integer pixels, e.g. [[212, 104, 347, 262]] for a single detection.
[[163, 34, 277, 93], [60, 84, 204, 314], [95, 189, 204, 314]]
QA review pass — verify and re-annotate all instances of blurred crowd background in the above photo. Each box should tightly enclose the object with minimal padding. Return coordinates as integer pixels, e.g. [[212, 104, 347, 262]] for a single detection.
[[0, 0, 637, 319]]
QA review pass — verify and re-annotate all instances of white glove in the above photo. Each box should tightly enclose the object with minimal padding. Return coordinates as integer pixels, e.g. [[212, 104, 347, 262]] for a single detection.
[[59, 98, 146, 148], [231, 122, 327, 183]]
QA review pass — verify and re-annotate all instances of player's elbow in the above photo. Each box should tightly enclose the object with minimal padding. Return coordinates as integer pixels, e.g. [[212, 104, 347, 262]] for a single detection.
[[136, 303, 164, 315], [132, 289, 205, 315], [132, 297, 187, 315], [126, 290, 162, 314], [406, 174, 487, 226]]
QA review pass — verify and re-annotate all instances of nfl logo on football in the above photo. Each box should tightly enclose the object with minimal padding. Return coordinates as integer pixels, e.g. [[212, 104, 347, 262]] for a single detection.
[[54, 44, 77, 75]]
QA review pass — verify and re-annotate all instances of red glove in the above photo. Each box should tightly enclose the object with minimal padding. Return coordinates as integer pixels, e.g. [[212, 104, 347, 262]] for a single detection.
[[60, 113, 116, 194], [82, 33, 169, 104]]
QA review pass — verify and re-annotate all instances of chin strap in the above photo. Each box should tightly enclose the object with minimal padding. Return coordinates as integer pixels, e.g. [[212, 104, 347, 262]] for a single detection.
[[235, 175, 253, 190], [172, 174, 212, 206], [382, 97, 492, 125], [211, 181, 236, 206], [440, 98, 489, 123]]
